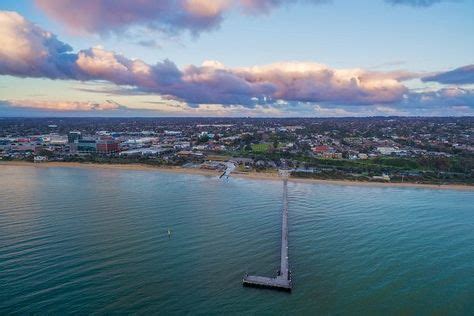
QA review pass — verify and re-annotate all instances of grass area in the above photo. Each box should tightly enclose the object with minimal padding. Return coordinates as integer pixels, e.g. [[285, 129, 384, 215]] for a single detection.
[[251, 143, 271, 153]]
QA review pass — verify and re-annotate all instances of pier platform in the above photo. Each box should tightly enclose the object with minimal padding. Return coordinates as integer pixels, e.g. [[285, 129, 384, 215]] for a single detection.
[[242, 275, 292, 291]]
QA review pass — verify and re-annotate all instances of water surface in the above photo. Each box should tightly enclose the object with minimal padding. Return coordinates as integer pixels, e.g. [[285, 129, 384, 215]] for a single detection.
[[0, 165, 473, 314]]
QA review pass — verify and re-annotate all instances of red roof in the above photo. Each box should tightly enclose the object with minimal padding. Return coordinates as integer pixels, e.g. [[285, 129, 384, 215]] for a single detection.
[[312, 145, 330, 153]]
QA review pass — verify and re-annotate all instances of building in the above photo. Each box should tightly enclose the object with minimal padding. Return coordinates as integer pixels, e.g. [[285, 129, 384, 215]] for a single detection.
[[377, 147, 398, 155], [372, 174, 391, 181], [164, 130, 181, 136], [97, 140, 119, 154], [312, 145, 331, 154], [76, 139, 96, 153], [177, 151, 204, 159], [68, 131, 82, 144], [34, 156, 48, 163], [11, 142, 36, 152], [321, 152, 342, 159], [0, 139, 11, 150]]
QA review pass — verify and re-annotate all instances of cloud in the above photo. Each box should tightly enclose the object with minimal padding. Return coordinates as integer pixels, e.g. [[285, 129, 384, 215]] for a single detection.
[[385, 0, 446, 6], [0, 11, 413, 108], [34, 0, 325, 36], [0, 11, 77, 79], [0, 98, 200, 116], [0, 99, 180, 117], [2, 99, 123, 111], [32, 0, 462, 38], [422, 64, 474, 84], [59, 47, 415, 106], [400, 87, 474, 108], [1, 11, 472, 117]]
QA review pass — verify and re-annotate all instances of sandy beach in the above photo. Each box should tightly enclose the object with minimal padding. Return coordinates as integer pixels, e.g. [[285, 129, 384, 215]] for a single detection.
[[1, 160, 473, 191]]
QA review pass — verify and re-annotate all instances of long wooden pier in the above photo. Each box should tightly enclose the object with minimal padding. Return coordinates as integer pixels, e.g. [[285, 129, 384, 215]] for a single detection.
[[243, 170, 292, 292]]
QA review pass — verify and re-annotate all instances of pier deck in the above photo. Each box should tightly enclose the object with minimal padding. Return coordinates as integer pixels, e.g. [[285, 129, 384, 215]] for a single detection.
[[242, 275, 291, 291], [243, 171, 292, 292]]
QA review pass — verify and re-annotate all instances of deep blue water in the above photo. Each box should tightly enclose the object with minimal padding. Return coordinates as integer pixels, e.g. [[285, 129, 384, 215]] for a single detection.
[[0, 165, 473, 314]]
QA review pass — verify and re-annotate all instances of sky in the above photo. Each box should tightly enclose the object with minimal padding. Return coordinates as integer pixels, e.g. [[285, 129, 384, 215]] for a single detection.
[[0, 0, 473, 117]]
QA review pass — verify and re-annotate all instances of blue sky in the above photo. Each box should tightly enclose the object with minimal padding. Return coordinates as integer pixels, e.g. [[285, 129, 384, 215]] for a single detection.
[[0, 0, 473, 117]]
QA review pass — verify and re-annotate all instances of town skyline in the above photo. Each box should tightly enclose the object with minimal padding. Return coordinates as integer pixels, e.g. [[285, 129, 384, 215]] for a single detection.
[[1, 116, 472, 186], [1, 0, 473, 117]]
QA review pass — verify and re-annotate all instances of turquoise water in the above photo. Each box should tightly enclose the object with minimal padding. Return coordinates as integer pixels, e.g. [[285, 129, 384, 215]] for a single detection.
[[0, 165, 473, 314]]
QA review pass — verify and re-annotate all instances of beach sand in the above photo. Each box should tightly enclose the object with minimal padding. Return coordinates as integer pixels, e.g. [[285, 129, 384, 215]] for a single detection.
[[1, 161, 473, 191]]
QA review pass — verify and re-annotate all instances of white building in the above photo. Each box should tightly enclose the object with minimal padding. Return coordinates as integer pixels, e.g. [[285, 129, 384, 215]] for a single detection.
[[377, 147, 398, 155], [34, 156, 48, 163]]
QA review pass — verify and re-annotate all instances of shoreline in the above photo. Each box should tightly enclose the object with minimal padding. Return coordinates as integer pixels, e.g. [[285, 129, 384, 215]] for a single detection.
[[1, 160, 473, 191]]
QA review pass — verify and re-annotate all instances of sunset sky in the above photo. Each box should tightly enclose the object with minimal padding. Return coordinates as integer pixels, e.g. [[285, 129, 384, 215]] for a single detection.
[[0, 0, 473, 117]]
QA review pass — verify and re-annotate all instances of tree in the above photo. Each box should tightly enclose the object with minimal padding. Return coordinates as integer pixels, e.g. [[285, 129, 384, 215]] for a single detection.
[[36, 148, 54, 158], [198, 134, 210, 144], [273, 139, 279, 149]]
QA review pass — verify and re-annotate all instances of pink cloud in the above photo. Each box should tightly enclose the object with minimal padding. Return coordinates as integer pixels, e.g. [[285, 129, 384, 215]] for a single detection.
[[33, 0, 454, 36], [0, 11, 75, 78], [0, 11, 413, 108], [4, 100, 121, 111], [72, 49, 409, 106], [34, 0, 325, 35]]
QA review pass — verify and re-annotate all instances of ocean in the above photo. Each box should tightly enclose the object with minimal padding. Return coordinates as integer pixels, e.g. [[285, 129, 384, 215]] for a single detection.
[[0, 165, 473, 314]]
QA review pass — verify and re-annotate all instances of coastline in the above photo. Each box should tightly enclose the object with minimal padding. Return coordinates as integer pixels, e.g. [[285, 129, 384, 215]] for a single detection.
[[1, 160, 473, 191]]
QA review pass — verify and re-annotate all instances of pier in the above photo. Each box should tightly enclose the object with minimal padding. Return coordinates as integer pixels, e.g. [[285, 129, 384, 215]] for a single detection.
[[243, 169, 292, 292]]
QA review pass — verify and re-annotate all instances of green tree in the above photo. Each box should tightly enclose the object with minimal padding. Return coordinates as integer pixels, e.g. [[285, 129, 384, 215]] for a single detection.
[[273, 139, 279, 149], [198, 134, 210, 144]]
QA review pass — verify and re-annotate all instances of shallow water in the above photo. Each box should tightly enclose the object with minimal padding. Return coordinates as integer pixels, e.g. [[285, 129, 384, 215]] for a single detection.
[[0, 165, 473, 314]]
